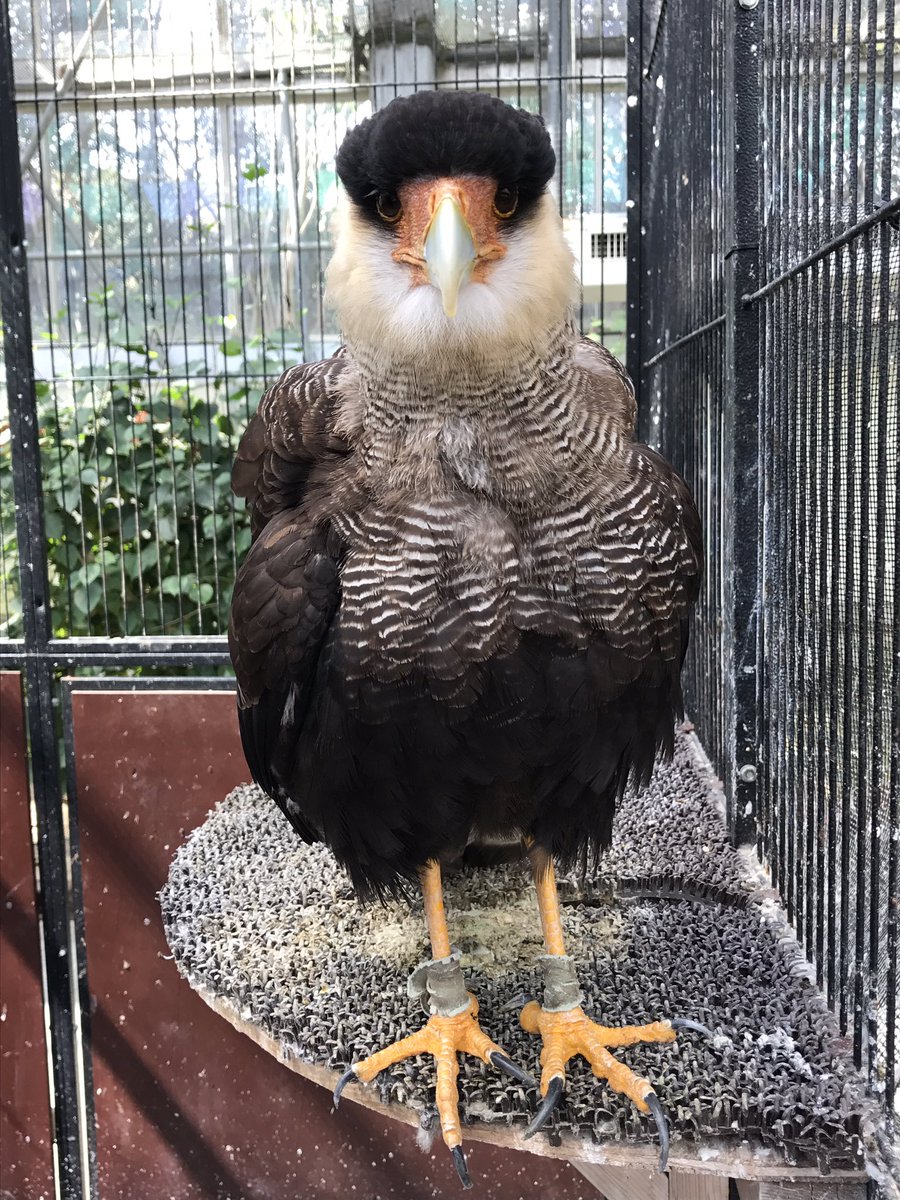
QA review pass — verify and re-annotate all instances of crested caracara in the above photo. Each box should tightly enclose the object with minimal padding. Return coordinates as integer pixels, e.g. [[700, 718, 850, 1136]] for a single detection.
[[229, 89, 704, 1188]]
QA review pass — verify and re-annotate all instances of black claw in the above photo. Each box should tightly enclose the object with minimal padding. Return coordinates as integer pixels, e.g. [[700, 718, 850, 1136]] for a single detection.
[[450, 1145, 473, 1190], [523, 1075, 564, 1139], [333, 1067, 357, 1109], [671, 1017, 714, 1039], [490, 1051, 537, 1089], [645, 1092, 670, 1174], [501, 991, 531, 1012]]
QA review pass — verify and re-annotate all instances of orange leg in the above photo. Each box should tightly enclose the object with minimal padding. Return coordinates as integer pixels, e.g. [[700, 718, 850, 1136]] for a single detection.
[[334, 860, 533, 1189], [520, 848, 711, 1170]]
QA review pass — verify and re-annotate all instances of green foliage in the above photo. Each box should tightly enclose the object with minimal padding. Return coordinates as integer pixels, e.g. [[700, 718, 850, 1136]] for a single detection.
[[0, 316, 303, 639], [588, 318, 626, 365]]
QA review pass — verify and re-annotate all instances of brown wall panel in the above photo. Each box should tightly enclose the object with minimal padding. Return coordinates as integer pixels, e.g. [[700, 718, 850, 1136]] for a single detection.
[[0, 671, 54, 1200], [72, 687, 587, 1199]]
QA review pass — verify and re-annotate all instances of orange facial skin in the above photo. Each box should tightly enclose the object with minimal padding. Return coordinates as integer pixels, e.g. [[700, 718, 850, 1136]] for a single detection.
[[390, 176, 509, 286]]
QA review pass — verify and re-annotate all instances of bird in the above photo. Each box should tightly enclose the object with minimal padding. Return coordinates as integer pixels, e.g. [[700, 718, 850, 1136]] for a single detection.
[[228, 89, 703, 1189]]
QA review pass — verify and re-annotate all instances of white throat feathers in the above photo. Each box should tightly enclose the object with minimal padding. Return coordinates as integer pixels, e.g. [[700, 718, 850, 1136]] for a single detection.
[[326, 191, 578, 384]]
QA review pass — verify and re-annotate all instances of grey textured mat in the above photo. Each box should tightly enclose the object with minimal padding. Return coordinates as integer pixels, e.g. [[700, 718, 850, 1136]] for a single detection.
[[161, 732, 874, 1175]]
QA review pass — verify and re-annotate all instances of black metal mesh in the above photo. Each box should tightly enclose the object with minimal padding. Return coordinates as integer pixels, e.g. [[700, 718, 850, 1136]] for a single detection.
[[757, 0, 898, 1140], [2, 0, 628, 641], [631, 0, 899, 1170], [632, 0, 729, 784]]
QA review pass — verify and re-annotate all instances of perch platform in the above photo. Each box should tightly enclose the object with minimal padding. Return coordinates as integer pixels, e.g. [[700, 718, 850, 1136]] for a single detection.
[[161, 733, 884, 1199]]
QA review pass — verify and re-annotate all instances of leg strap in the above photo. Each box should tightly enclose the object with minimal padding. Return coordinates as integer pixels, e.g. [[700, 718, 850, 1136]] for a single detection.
[[539, 953, 584, 1012], [408, 950, 471, 1017]]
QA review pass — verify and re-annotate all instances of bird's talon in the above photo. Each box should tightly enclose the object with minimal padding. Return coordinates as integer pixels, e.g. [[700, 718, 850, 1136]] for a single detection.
[[519, 1003, 691, 1162], [523, 1074, 564, 1139], [334, 1003, 522, 1184], [644, 1092, 670, 1173], [670, 1017, 714, 1039], [489, 1050, 536, 1088], [451, 1145, 473, 1190], [333, 1066, 357, 1109], [501, 991, 531, 1012]]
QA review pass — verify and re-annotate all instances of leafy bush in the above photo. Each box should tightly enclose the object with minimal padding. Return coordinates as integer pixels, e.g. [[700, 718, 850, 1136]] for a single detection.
[[0, 307, 624, 641], [0, 316, 303, 639]]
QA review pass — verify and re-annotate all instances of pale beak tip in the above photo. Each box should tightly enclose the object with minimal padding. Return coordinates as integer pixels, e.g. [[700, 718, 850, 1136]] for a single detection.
[[424, 193, 476, 322]]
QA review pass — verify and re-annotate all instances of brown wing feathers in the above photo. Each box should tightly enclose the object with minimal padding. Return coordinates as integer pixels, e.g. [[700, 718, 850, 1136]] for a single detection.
[[228, 341, 701, 897], [231, 352, 351, 538], [228, 357, 349, 831]]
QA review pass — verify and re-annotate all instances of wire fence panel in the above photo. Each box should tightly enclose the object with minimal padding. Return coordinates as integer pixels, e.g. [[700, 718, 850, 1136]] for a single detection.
[[2, 0, 628, 642], [632, 0, 729, 791], [756, 0, 899, 1147], [631, 0, 899, 1169]]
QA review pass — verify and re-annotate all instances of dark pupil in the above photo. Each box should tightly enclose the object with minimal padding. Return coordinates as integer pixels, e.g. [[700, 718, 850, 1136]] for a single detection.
[[495, 187, 516, 213], [377, 193, 401, 218]]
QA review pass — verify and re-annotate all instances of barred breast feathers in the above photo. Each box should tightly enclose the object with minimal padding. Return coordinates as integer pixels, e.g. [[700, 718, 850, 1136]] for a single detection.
[[340, 329, 641, 512], [230, 308, 700, 711]]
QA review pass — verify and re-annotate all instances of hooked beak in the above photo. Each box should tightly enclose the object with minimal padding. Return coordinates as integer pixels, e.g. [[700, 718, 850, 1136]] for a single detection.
[[423, 195, 477, 319]]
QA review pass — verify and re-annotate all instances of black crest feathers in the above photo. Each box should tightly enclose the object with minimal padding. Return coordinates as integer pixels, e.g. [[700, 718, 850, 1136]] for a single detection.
[[335, 91, 556, 222]]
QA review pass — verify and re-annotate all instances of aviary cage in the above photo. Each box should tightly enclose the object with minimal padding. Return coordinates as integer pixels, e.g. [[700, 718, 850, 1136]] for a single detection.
[[0, 0, 896, 1196]]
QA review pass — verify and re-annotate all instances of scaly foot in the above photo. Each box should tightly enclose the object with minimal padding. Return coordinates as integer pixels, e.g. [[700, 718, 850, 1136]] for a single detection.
[[520, 1001, 710, 1170], [335, 994, 533, 1189]]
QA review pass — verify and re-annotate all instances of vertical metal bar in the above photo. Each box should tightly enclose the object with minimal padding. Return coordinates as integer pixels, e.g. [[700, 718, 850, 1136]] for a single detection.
[[875, 0, 896, 1132], [887, 401, 899, 1132], [723, 0, 761, 844], [61, 679, 98, 1198], [818, 0, 839, 1009], [625, 0, 642, 399], [169, 81, 203, 635], [806, 0, 826, 987], [545, 0, 570, 188], [849, 0, 880, 1084], [0, 6, 88, 1197], [794, 0, 811, 952]]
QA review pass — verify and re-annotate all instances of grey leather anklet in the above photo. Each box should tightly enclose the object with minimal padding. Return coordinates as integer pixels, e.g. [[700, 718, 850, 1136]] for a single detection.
[[407, 950, 471, 1017], [539, 953, 584, 1012]]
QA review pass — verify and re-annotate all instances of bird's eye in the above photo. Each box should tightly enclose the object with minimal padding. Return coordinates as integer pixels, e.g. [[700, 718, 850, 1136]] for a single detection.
[[493, 186, 518, 219], [376, 193, 402, 223]]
